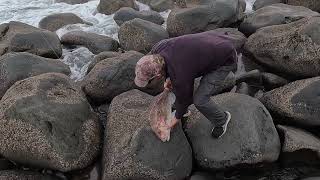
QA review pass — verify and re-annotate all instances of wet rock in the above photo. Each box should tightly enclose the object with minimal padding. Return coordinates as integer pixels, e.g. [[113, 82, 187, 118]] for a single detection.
[[236, 69, 262, 85], [149, 0, 174, 12], [240, 3, 318, 36], [97, 0, 137, 15], [0, 73, 101, 172], [244, 16, 320, 78], [39, 13, 91, 32], [118, 18, 169, 53], [61, 31, 119, 54], [253, 0, 284, 10], [0, 170, 61, 180], [0, 21, 62, 58], [55, 0, 89, 4], [262, 72, 289, 90], [167, 0, 243, 37], [277, 125, 320, 165], [102, 89, 192, 180], [206, 28, 247, 51], [87, 51, 121, 74], [0, 52, 70, 99], [185, 93, 280, 170], [113, 7, 164, 26], [82, 51, 163, 104], [260, 77, 320, 127]]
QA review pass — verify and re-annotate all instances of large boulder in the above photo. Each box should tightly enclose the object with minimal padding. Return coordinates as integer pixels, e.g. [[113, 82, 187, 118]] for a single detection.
[[0, 52, 70, 99], [253, 0, 284, 10], [82, 51, 163, 103], [260, 77, 320, 127], [39, 13, 90, 32], [61, 31, 119, 54], [149, 0, 175, 12], [97, 0, 137, 15], [0, 170, 61, 180], [0, 73, 101, 172], [102, 89, 192, 180], [118, 18, 169, 53], [55, 0, 89, 4], [277, 125, 320, 165], [239, 3, 319, 36], [244, 16, 320, 78], [287, 0, 320, 12], [184, 93, 280, 170], [87, 51, 122, 74], [113, 7, 164, 26], [207, 28, 247, 51], [167, 0, 243, 37], [0, 21, 62, 58]]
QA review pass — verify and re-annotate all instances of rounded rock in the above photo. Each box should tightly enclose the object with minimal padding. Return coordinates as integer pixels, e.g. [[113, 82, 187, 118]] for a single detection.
[[118, 18, 169, 53], [0, 52, 70, 99], [185, 93, 281, 170], [0, 73, 101, 172], [39, 13, 90, 32]]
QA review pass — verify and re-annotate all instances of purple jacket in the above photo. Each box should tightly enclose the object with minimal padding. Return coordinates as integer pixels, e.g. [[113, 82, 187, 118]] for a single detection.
[[151, 31, 236, 119]]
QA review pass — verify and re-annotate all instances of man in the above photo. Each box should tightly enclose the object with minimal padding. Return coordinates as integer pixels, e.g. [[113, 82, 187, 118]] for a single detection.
[[134, 31, 237, 138]]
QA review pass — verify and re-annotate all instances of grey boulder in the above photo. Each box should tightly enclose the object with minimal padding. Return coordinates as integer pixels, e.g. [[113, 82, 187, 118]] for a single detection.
[[244, 16, 320, 78], [87, 51, 121, 74], [0, 73, 101, 172], [0, 21, 62, 58], [260, 77, 320, 127], [184, 93, 280, 170], [97, 0, 137, 15], [287, 0, 320, 12], [61, 31, 119, 54], [240, 3, 319, 36], [0, 52, 70, 99], [82, 51, 163, 103], [39, 13, 91, 32], [277, 125, 320, 165], [114, 7, 164, 26], [0, 170, 61, 180], [118, 18, 169, 53], [253, 0, 284, 10], [167, 0, 244, 37], [206, 28, 247, 51], [261, 72, 289, 90], [102, 89, 192, 180]]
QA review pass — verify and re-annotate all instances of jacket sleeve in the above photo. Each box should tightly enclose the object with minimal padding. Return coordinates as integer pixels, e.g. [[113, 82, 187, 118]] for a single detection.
[[173, 79, 194, 119]]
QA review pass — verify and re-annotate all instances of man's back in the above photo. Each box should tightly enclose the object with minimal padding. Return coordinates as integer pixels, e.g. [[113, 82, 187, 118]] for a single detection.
[[151, 31, 236, 79]]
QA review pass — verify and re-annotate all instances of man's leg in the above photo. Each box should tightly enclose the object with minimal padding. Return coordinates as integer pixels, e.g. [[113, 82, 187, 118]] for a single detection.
[[193, 65, 235, 126]]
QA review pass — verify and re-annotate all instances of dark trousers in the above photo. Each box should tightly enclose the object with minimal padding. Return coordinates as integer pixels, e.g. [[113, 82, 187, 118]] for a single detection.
[[193, 59, 237, 127]]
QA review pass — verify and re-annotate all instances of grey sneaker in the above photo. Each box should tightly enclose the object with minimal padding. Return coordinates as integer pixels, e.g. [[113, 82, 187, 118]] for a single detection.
[[211, 111, 231, 138]]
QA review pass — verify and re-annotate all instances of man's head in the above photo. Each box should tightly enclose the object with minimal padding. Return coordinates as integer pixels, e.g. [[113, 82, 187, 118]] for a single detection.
[[134, 54, 165, 88]]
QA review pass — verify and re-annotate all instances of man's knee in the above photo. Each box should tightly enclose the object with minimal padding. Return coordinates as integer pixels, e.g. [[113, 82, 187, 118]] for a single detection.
[[193, 93, 208, 109]]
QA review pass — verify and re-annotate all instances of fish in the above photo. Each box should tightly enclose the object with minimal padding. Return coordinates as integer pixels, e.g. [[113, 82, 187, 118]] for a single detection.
[[149, 89, 176, 142]]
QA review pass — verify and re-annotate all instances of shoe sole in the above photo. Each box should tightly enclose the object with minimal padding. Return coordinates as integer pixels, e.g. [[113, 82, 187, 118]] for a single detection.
[[213, 111, 231, 139]]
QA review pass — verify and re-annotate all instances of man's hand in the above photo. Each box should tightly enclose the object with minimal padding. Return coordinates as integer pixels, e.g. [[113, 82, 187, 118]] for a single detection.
[[164, 78, 172, 90], [169, 116, 180, 128]]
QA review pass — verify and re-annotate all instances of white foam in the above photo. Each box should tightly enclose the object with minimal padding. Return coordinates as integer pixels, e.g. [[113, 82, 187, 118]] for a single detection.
[[61, 47, 94, 81]]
